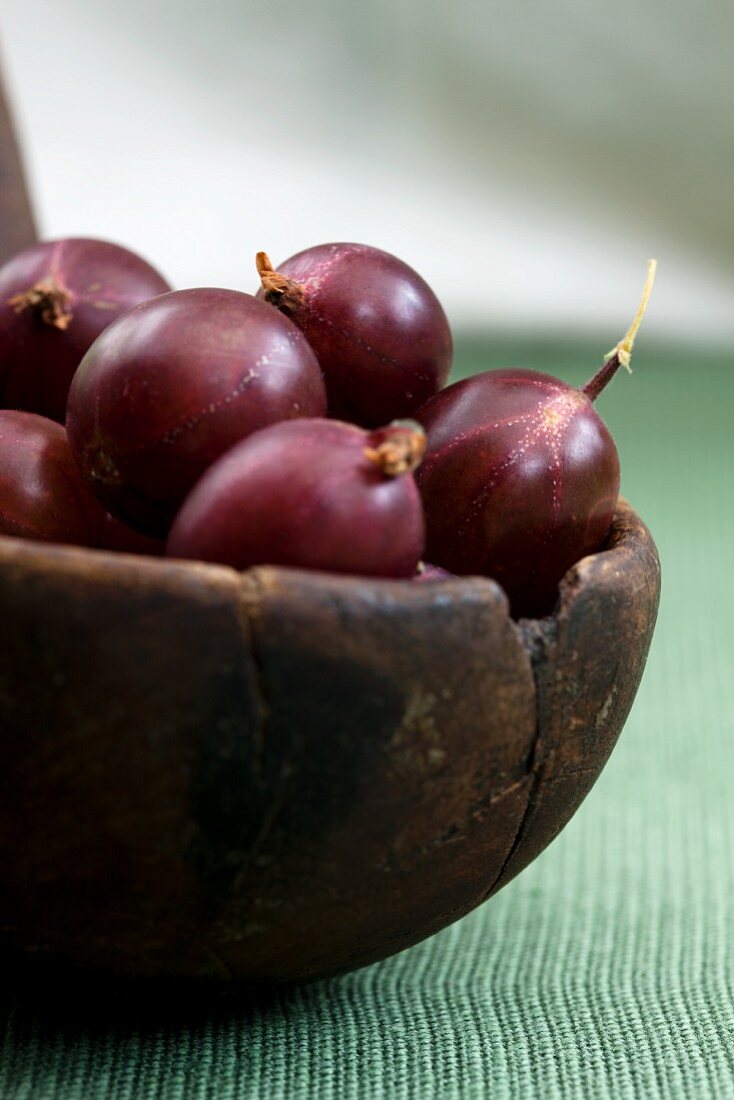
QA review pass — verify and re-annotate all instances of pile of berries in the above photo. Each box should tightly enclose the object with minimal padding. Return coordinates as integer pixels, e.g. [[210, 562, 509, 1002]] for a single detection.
[[0, 237, 654, 618]]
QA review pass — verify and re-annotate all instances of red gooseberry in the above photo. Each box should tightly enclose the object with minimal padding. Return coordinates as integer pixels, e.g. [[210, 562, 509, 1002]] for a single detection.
[[66, 288, 327, 536], [0, 238, 170, 422], [415, 261, 657, 617], [256, 243, 452, 427], [167, 418, 426, 578], [0, 410, 106, 547]]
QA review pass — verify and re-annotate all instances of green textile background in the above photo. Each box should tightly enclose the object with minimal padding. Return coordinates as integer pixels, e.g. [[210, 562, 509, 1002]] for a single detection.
[[2, 339, 734, 1098]]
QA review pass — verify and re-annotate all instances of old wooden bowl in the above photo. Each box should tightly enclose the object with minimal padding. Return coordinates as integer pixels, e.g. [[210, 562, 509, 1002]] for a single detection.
[[0, 501, 659, 985]]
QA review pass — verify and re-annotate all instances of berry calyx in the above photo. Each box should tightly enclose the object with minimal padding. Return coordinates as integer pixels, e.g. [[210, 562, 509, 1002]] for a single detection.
[[8, 275, 73, 330]]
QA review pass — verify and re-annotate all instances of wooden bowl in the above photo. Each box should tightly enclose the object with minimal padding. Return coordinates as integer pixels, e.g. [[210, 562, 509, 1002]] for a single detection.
[[0, 501, 659, 985]]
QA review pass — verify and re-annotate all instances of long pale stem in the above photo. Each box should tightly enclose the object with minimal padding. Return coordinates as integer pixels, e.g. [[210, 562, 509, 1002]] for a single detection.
[[583, 259, 657, 402]]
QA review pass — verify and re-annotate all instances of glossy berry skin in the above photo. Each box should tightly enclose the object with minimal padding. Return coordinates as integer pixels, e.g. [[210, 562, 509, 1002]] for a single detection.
[[0, 238, 170, 422], [416, 370, 620, 617], [67, 289, 327, 536], [0, 410, 106, 546], [256, 243, 452, 427], [167, 418, 425, 578]]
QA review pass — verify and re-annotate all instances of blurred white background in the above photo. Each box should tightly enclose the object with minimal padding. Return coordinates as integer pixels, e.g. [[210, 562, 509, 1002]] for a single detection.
[[2, 0, 732, 343]]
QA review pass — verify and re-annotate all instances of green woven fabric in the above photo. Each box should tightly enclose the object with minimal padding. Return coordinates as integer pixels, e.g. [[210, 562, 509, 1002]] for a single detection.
[[2, 340, 734, 1098]]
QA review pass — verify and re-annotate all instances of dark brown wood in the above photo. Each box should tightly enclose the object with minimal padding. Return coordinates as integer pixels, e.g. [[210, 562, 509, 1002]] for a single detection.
[[0, 501, 660, 985], [0, 62, 37, 262]]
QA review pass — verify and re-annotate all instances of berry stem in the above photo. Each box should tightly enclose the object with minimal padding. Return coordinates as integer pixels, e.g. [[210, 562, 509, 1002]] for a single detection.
[[364, 423, 426, 477], [583, 258, 657, 402], [255, 252, 305, 313], [8, 276, 73, 330]]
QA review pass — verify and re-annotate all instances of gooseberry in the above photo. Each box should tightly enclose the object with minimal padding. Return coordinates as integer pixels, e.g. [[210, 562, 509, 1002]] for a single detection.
[[255, 243, 452, 426], [0, 237, 170, 422], [66, 288, 327, 536], [0, 410, 105, 546], [416, 262, 656, 617], [167, 418, 426, 577]]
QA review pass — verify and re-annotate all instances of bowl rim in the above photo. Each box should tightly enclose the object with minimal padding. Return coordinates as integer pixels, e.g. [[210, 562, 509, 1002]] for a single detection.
[[0, 496, 657, 626]]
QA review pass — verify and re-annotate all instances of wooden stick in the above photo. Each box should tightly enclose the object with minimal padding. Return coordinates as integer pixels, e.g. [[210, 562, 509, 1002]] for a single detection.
[[0, 58, 37, 263]]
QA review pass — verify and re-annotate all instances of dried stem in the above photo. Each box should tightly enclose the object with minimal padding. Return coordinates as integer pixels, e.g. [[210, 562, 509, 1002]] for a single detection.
[[8, 276, 73, 329], [255, 252, 305, 313], [364, 422, 427, 477]]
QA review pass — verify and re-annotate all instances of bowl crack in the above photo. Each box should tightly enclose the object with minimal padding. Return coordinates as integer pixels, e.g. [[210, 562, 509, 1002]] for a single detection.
[[479, 616, 555, 901]]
